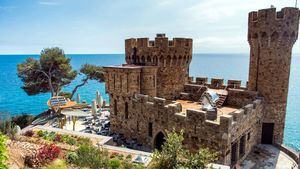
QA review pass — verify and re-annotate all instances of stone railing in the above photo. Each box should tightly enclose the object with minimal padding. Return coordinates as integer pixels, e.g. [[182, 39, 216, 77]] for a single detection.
[[274, 143, 300, 168]]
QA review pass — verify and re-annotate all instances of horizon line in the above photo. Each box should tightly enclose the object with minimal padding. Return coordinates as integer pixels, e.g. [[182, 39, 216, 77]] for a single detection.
[[1, 52, 300, 56]]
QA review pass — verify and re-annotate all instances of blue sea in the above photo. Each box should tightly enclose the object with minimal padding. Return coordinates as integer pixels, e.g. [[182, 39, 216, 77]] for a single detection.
[[0, 54, 299, 151]]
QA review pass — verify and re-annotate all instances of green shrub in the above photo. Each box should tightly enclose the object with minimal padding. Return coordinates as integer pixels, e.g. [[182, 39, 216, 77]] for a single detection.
[[74, 144, 103, 169], [77, 137, 92, 146], [117, 154, 124, 160], [42, 159, 67, 169], [66, 152, 78, 164], [149, 130, 219, 169], [0, 119, 17, 139], [46, 132, 56, 141], [66, 137, 76, 145], [125, 154, 132, 160], [110, 152, 118, 159], [37, 130, 45, 137], [61, 134, 70, 143], [109, 158, 121, 169], [0, 133, 8, 169]]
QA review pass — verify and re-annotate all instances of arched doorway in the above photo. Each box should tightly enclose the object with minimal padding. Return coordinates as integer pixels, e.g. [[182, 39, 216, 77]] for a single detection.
[[154, 132, 166, 151]]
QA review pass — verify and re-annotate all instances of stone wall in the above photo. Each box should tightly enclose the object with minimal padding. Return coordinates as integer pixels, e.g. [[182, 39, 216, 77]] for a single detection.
[[111, 92, 262, 166], [248, 7, 300, 144], [125, 34, 193, 100]]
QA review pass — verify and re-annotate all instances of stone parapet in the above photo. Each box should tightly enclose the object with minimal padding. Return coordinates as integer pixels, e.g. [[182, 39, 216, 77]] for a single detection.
[[188, 76, 246, 89], [125, 34, 192, 67], [133, 94, 262, 133]]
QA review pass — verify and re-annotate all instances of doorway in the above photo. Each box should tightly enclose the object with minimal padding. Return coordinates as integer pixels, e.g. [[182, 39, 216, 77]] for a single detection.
[[231, 142, 238, 166], [261, 123, 274, 144], [154, 132, 165, 151]]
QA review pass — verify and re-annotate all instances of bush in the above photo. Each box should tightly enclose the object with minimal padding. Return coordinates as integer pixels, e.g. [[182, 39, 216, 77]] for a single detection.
[[126, 154, 132, 160], [54, 134, 62, 142], [110, 152, 119, 159], [77, 137, 92, 146], [117, 154, 124, 160], [73, 144, 103, 169], [0, 133, 8, 169], [66, 152, 78, 164], [66, 137, 76, 145], [149, 130, 218, 169], [37, 130, 45, 137], [109, 158, 121, 169], [42, 159, 68, 169], [11, 114, 35, 129], [24, 130, 34, 137], [61, 134, 70, 142], [46, 132, 56, 141], [0, 119, 17, 139], [37, 144, 61, 165]]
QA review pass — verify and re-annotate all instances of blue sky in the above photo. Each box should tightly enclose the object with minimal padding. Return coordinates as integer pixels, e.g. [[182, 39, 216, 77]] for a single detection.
[[0, 0, 299, 54]]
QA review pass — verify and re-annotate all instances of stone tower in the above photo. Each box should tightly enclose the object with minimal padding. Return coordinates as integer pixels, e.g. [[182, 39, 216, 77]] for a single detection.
[[125, 34, 193, 100], [248, 7, 300, 144]]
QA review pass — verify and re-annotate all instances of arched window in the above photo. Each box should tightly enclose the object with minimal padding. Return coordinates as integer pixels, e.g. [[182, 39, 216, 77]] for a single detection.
[[114, 99, 118, 115], [125, 102, 129, 119]]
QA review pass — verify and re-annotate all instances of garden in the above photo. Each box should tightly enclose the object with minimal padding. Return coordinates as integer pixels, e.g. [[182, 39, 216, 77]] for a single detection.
[[20, 129, 144, 169]]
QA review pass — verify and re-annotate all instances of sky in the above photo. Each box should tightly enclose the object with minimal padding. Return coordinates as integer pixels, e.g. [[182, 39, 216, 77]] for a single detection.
[[0, 0, 299, 54]]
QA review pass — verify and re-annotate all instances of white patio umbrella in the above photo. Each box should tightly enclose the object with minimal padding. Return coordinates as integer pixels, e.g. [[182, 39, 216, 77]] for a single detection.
[[96, 90, 103, 108], [91, 100, 97, 117], [76, 93, 81, 103], [61, 109, 92, 131]]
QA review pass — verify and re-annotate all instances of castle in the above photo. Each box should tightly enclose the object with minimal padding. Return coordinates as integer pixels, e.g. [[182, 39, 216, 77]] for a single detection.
[[103, 7, 300, 166]]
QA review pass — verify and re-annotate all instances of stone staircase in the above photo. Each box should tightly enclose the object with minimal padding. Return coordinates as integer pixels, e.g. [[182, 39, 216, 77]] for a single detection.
[[216, 94, 227, 107], [198, 93, 228, 108]]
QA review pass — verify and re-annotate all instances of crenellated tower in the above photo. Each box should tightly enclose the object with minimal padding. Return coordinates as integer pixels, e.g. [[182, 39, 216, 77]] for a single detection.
[[125, 34, 193, 100], [248, 7, 300, 144]]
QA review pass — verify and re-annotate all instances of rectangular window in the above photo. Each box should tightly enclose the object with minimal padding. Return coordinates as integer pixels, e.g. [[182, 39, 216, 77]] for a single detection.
[[148, 122, 153, 137], [114, 100, 118, 115], [239, 135, 246, 158], [247, 132, 251, 141], [231, 142, 238, 165], [125, 102, 129, 119]]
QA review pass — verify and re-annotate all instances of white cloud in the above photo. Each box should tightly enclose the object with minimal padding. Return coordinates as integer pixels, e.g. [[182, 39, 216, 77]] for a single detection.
[[183, 0, 296, 24]]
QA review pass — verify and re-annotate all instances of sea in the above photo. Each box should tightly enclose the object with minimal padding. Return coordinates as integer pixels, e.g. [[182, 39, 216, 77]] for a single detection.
[[0, 54, 299, 151]]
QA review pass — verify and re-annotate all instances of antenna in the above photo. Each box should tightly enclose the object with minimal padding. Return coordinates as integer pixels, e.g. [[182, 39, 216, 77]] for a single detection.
[[296, 0, 298, 8]]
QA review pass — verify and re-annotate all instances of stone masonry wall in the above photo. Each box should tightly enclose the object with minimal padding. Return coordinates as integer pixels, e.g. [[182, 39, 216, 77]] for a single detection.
[[111, 93, 262, 166], [125, 34, 193, 100], [248, 7, 300, 144]]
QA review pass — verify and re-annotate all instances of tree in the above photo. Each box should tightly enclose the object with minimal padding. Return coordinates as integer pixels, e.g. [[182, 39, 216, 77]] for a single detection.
[[17, 47, 77, 97], [69, 64, 105, 100], [149, 130, 218, 169], [185, 148, 219, 169], [150, 130, 186, 169]]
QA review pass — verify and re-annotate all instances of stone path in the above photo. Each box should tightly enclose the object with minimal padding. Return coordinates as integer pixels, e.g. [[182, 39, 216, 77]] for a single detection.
[[241, 144, 298, 169]]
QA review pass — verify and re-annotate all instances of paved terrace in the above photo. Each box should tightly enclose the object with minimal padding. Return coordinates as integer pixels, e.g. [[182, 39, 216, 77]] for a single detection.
[[175, 99, 239, 117], [240, 144, 298, 169]]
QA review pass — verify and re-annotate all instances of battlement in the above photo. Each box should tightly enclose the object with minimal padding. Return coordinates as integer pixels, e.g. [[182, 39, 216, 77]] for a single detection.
[[249, 7, 299, 23], [125, 34, 193, 67], [188, 76, 246, 89], [133, 93, 262, 133], [125, 34, 192, 48], [248, 7, 300, 47]]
